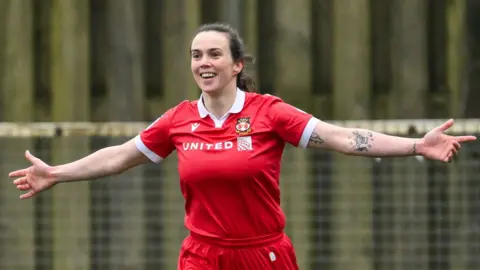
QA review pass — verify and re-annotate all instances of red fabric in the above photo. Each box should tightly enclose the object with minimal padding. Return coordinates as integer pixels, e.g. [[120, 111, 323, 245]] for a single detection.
[[178, 233, 299, 270], [138, 93, 314, 241], [136, 92, 315, 269]]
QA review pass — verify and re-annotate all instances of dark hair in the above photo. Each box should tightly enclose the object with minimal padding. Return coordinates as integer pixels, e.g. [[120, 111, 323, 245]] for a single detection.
[[194, 23, 257, 93]]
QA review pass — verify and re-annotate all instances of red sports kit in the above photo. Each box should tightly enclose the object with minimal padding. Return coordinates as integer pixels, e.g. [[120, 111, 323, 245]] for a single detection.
[[135, 89, 319, 269]]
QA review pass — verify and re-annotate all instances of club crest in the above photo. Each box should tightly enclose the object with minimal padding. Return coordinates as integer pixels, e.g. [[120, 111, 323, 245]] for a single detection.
[[236, 117, 252, 135]]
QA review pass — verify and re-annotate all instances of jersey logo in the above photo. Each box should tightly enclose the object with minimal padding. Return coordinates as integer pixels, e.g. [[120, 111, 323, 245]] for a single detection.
[[235, 117, 252, 135], [191, 123, 200, 132], [237, 136, 253, 151], [269, 251, 277, 262]]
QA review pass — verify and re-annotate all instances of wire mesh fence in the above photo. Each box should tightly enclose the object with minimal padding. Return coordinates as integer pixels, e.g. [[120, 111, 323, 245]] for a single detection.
[[0, 119, 479, 270]]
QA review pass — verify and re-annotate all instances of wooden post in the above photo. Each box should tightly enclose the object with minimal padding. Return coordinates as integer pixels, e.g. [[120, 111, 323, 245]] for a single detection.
[[272, 0, 313, 268], [0, 1, 35, 269], [310, 1, 334, 269], [389, 1, 429, 270], [105, 0, 146, 268], [160, 1, 200, 269], [50, 0, 91, 269], [242, 0, 258, 84], [446, 1, 468, 269], [222, 0, 242, 31], [255, 0, 275, 94], [371, 0, 392, 119], [201, 0, 222, 23], [446, 0, 466, 118], [331, 1, 372, 270]]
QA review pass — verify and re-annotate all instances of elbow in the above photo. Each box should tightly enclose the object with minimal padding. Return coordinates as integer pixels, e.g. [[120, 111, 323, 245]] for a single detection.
[[110, 140, 147, 174], [109, 162, 126, 176], [340, 144, 365, 156], [332, 140, 355, 156], [342, 148, 356, 156], [104, 146, 130, 175]]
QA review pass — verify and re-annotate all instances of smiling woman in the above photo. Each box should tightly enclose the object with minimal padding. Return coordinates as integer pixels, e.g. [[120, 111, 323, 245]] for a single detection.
[[191, 23, 256, 94], [8, 21, 477, 270]]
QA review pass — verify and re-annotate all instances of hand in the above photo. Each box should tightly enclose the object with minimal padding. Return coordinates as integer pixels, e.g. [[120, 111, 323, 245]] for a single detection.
[[9, 150, 57, 199], [418, 119, 477, 162]]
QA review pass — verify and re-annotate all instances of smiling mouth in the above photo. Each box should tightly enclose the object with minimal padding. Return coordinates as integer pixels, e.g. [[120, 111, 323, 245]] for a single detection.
[[200, 72, 217, 79]]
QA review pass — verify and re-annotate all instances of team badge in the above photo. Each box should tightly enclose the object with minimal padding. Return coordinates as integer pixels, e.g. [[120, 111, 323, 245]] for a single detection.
[[236, 117, 252, 135]]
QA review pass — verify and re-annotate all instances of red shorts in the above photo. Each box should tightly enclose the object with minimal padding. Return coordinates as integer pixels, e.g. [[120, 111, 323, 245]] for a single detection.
[[178, 232, 299, 270]]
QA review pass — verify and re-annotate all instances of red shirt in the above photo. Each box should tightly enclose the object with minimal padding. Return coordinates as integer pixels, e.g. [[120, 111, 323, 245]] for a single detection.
[[135, 89, 319, 242]]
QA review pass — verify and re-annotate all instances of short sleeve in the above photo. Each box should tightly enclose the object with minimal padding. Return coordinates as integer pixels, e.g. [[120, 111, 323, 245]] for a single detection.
[[134, 108, 176, 163], [267, 97, 320, 148]]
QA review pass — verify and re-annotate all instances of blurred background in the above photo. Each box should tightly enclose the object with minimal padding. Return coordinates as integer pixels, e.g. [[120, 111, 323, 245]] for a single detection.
[[1, 0, 480, 269]]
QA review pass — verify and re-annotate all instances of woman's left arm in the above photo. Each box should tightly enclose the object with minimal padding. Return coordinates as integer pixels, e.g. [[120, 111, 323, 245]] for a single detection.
[[306, 118, 476, 162]]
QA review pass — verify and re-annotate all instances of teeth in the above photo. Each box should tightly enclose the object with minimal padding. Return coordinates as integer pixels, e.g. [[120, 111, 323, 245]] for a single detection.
[[201, 72, 216, 78]]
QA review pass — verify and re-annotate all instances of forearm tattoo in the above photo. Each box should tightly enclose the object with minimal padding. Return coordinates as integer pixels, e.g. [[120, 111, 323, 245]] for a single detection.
[[349, 130, 374, 152], [412, 141, 417, 155], [309, 131, 325, 145]]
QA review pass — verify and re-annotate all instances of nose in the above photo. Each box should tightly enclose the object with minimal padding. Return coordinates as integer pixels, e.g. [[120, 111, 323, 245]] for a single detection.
[[198, 56, 212, 67]]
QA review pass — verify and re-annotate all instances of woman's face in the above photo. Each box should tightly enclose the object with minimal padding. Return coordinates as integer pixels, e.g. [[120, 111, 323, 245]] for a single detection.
[[190, 31, 243, 94]]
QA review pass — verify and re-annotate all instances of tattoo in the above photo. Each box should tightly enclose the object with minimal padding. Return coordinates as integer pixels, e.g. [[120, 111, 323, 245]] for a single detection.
[[349, 130, 374, 152], [412, 141, 417, 155], [309, 131, 325, 145]]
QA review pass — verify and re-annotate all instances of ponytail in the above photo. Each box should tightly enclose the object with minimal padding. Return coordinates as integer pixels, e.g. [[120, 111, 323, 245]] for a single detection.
[[236, 54, 257, 93], [237, 71, 257, 93]]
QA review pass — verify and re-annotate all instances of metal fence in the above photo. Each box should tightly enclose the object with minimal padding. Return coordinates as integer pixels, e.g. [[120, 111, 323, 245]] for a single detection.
[[0, 119, 479, 270]]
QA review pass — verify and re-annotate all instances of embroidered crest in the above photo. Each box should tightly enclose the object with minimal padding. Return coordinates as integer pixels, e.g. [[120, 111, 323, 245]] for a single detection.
[[235, 117, 252, 135]]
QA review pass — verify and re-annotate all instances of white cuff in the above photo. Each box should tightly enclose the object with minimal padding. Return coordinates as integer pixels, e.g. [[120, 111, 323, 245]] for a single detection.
[[298, 117, 320, 148], [134, 135, 163, 163]]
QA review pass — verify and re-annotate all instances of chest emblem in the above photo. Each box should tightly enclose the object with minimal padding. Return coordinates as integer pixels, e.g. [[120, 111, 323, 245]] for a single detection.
[[235, 117, 252, 135]]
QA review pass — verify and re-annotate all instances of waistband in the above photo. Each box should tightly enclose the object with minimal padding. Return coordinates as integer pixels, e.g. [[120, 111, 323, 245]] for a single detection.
[[189, 231, 285, 248]]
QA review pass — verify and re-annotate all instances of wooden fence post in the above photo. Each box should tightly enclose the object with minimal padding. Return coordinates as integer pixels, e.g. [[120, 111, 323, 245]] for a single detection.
[[273, 0, 314, 268], [389, 1, 429, 270], [332, 1, 373, 270], [160, 1, 200, 269], [105, 0, 146, 268], [50, 0, 91, 269], [0, 1, 35, 269]]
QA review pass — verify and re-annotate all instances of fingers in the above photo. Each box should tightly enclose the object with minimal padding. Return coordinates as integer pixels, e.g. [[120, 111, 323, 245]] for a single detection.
[[8, 169, 28, 178], [13, 178, 36, 199], [455, 135, 477, 143], [17, 184, 31, 191], [435, 119, 454, 132], [444, 150, 453, 163], [20, 190, 36, 200], [453, 141, 461, 150], [13, 177, 27, 185], [451, 145, 458, 156], [13, 177, 31, 191], [25, 150, 40, 164], [444, 141, 462, 163]]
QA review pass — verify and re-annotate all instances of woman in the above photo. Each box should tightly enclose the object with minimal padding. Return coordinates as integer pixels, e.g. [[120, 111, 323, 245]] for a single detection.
[[9, 23, 476, 269]]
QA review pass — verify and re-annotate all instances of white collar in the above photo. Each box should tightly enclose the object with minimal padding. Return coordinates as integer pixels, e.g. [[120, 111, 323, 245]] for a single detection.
[[197, 88, 246, 118]]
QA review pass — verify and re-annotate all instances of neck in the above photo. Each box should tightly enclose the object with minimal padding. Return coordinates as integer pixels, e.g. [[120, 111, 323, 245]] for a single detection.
[[202, 84, 238, 119]]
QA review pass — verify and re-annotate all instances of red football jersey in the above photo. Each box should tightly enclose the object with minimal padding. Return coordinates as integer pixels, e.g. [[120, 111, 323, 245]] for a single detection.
[[135, 89, 319, 242]]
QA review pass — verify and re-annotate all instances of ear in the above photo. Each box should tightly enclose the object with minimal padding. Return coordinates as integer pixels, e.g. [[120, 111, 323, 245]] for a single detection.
[[233, 61, 244, 76]]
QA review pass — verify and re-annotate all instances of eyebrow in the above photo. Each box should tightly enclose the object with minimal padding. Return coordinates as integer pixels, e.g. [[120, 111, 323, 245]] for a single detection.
[[190, 48, 223, 54]]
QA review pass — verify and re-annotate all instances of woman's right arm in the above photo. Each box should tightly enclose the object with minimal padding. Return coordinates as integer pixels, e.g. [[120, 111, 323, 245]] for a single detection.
[[51, 138, 149, 183], [10, 138, 150, 199]]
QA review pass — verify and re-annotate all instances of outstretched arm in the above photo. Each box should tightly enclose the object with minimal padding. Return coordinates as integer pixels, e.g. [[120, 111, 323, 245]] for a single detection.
[[307, 119, 476, 162], [307, 121, 419, 156], [9, 138, 150, 199], [51, 138, 150, 182]]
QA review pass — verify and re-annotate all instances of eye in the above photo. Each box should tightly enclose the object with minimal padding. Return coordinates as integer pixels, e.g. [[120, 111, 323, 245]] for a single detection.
[[191, 51, 201, 59], [210, 51, 221, 58]]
